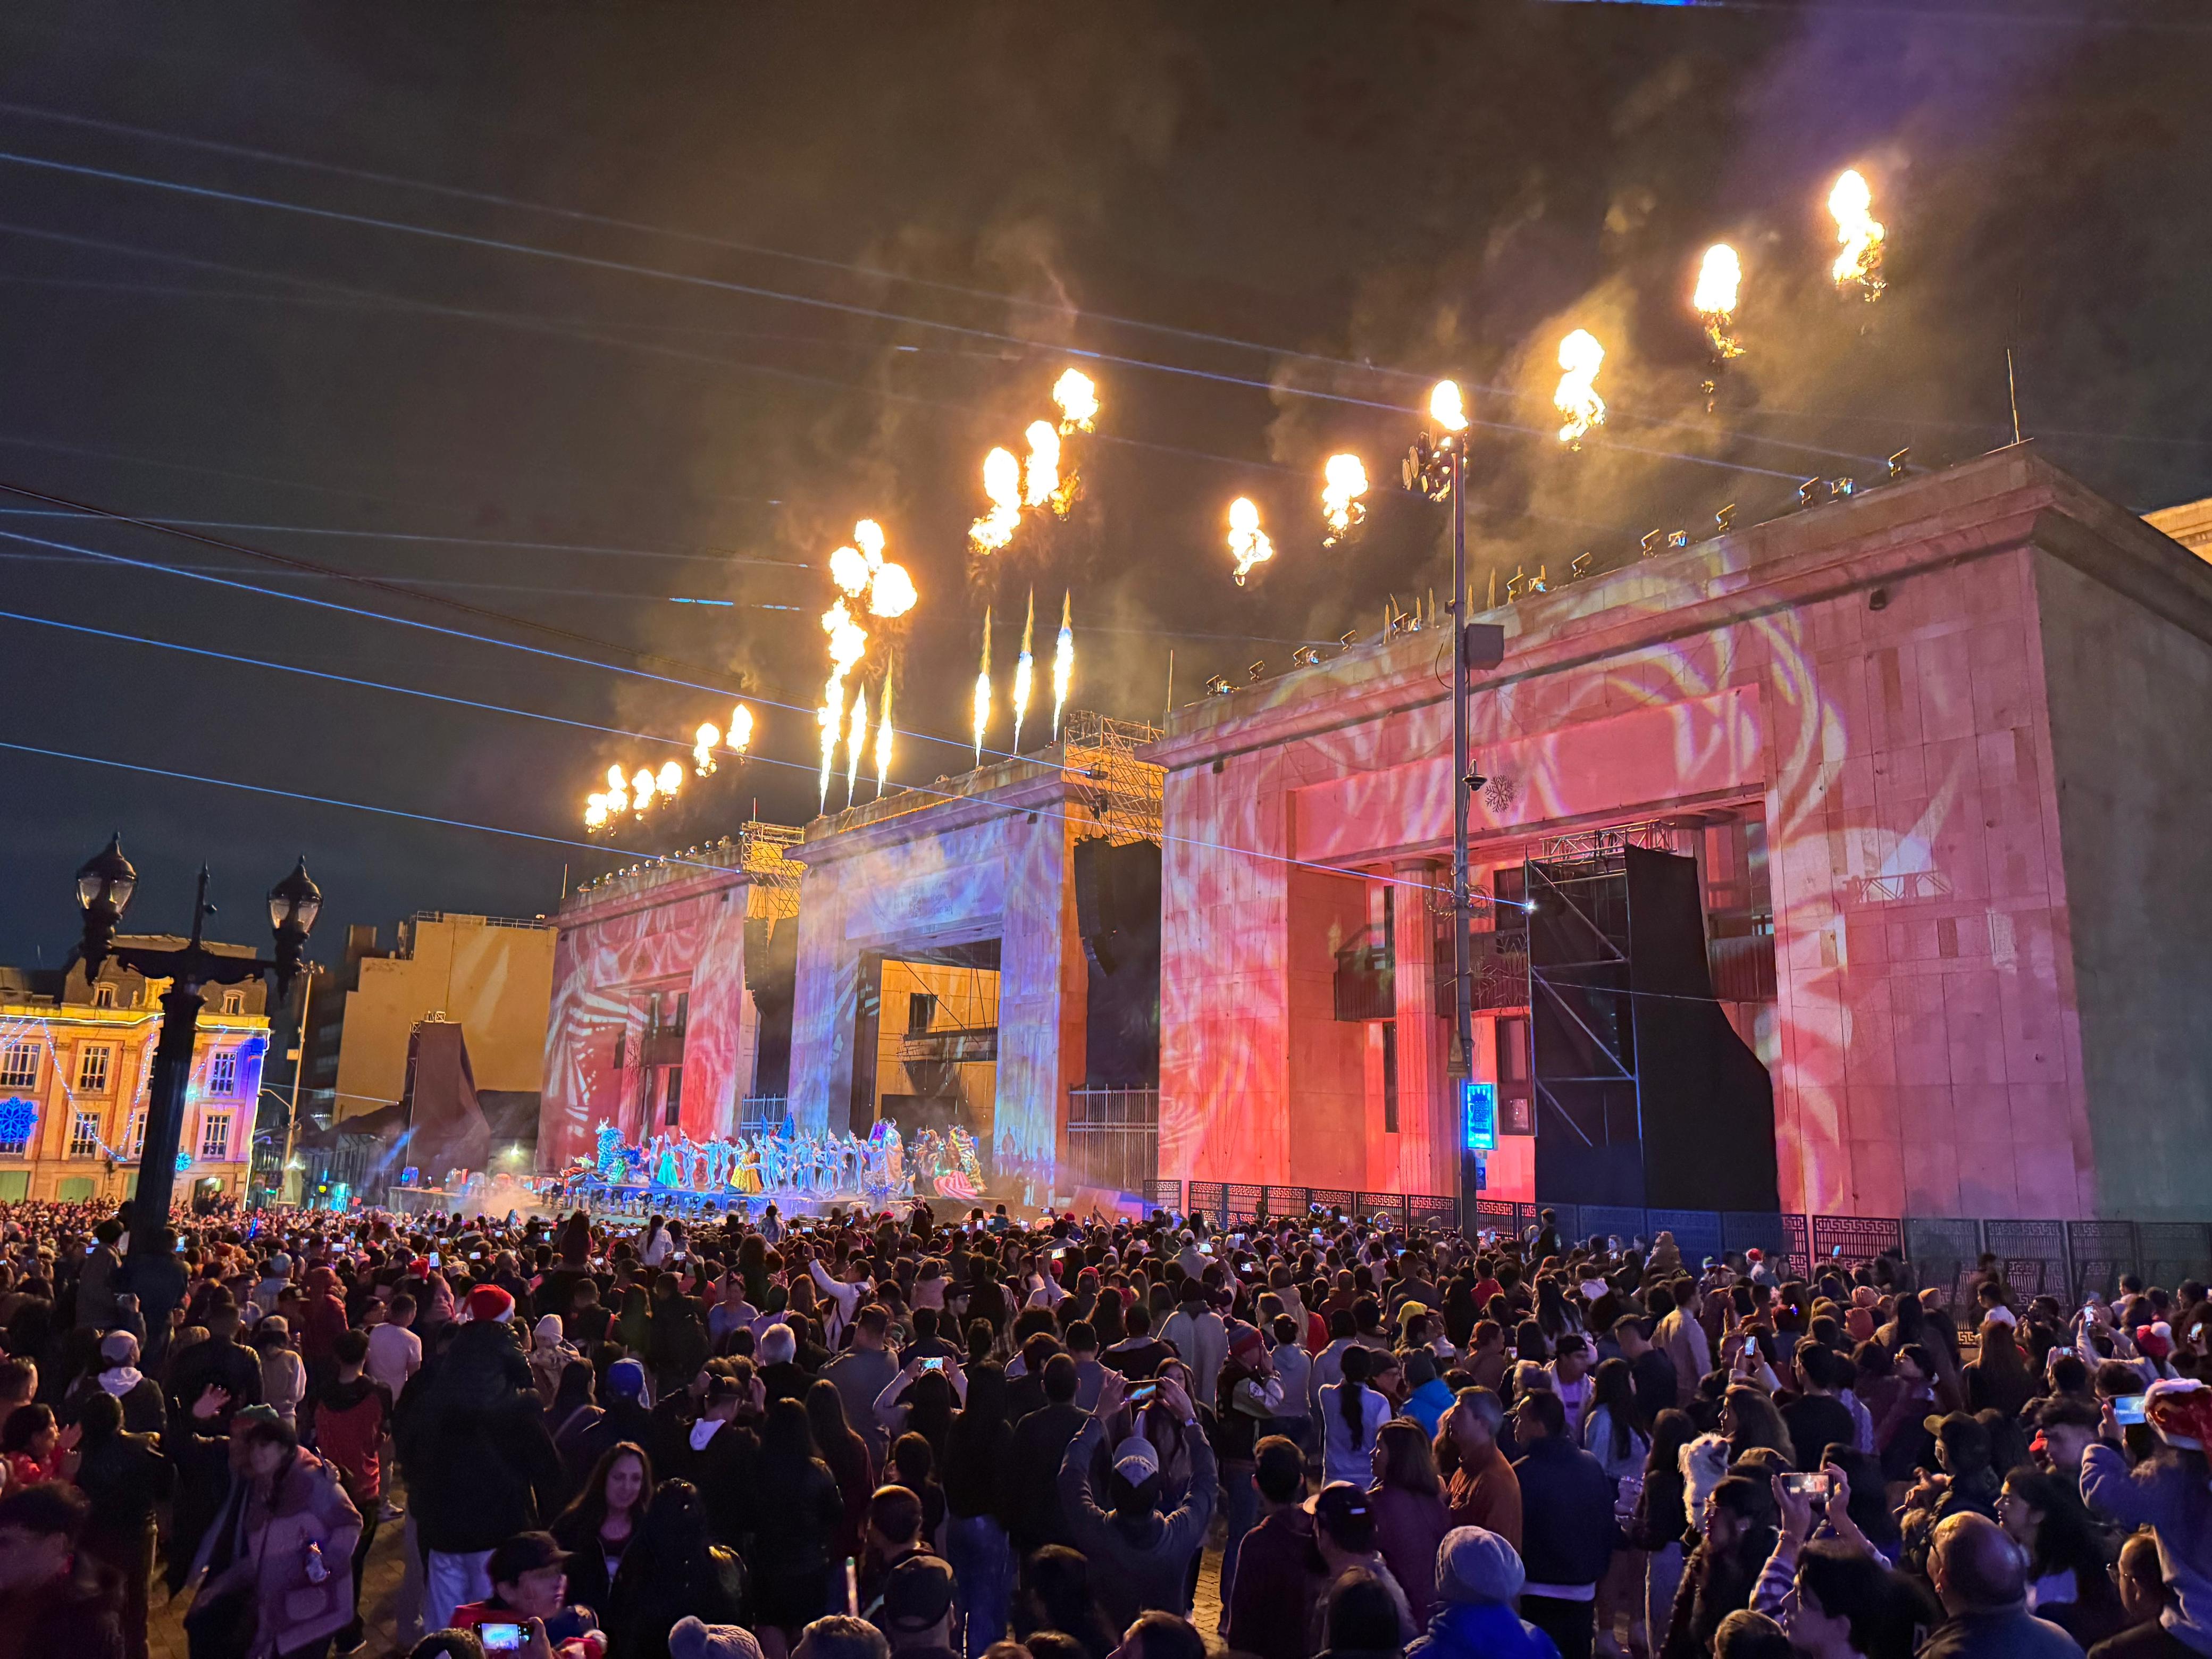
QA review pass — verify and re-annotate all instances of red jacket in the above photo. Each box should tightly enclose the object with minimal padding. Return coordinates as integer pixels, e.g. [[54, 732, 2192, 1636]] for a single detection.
[[311, 1377, 390, 1504]]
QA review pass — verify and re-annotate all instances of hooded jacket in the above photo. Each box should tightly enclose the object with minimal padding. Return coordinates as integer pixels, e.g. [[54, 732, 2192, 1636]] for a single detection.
[[1404, 1599, 1561, 1659], [1056, 1414, 1218, 1630]]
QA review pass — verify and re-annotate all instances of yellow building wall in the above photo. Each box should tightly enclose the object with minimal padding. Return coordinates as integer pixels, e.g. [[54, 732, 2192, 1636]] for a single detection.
[[871, 961, 1000, 1131], [333, 915, 557, 1120], [0, 995, 262, 1204]]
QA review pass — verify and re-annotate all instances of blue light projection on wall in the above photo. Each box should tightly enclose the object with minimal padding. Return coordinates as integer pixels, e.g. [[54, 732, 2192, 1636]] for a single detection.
[[0, 1099, 37, 1151]]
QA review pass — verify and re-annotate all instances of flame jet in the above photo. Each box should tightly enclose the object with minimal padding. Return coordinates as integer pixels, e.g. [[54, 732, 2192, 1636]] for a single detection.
[[1554, 330, 1607, 447], [874, 670, 894, 797], [1829, 169, 1886, 298], [1227, 497, 1274, 585], [1694, 245, 1744, 358], [1011, 590, 1036, 753], [1051, 590, 1074, 741], [972, 608, 992, 765], [845, 684, 868, 809], [1321, 454, 1368, 544]]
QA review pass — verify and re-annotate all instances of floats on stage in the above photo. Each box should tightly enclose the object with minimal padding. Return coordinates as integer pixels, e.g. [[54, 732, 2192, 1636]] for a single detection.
[[559, 1117, 987, 1218]]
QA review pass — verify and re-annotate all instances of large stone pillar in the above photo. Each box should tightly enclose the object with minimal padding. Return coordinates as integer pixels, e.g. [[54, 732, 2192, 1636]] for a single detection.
[[1390, 859, 1453, 1197], [999, 815, 1086, 1202]]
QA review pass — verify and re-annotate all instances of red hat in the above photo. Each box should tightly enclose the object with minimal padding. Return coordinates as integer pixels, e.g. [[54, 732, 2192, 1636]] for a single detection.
[[465, 1285, 516, 1323], [1229, 1325, 1266, 1363], [2147, 1379, 2212, 1451], [2137, 1325, 2174, 1362]]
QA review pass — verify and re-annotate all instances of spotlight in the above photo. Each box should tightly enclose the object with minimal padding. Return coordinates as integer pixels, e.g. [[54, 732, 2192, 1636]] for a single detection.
[[1887, 448, 1911, 480], [1246, 660, 1266, 682], [1292, 645, 1325, 667], [1830, 477, 1856, 499], [1640, 530, 1664, 558], [1523, 899, 1538, 914], [1505, 567, 1527, 602], [1204, 674, 1234, 697], [1338, 630, 1360, 648], [1463, 768, 1487, 791], [1797, 478, 1824, 509], [1568, 551, 1594, 582], [1667, 530, 1689, 549], [1715, 503, 1737, 534]]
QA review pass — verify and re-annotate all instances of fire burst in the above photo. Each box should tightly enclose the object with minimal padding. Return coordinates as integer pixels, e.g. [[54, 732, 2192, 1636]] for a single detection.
[[831, 519, 917, 618], [819, 597, 868, 815], [1321, 454, 1368, 545], [1429, 379, 1469, 434], [694, 723, 721, 776], [1051, 590, 1074, 741], [1553, 330, 1607, 448], [1024, 421, 1076, 515], [969, 447, 1023, 554], [1011, 590, 1036, 754], [1694, 245, 1744, 358], [844, 684, 868, 809], [729, 703, 754, 755], [1227, 497, 1274, 586], [972, 608, 993, 764], [1053, 368, 1098, 433], [1828, 169, 1886, 298], [874, 669, 894, 797]]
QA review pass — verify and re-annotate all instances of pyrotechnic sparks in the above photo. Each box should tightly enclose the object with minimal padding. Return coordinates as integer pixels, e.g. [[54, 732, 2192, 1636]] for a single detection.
[[1429, 379, 1469, 434], [874, 671, 894, 797], [1321, 454, 1369, 545], [1553, 329, 1607, 448], [728, 704, 753, 753], [694, 723, 721, 776], [1828, 169, 1886, 298], [1011, 590, 1036, 753], [1694, 244, 1744, 358], [819, 597, 868, 815], [969, 447, 1023, 554], [1053, 368, 1098, 433], [845, 684, 868, 808], [818, 692, 842, 816], [1227, 497, 1275, 586], [1050, 590, 1073, 741], [973, 608, 992, 764]]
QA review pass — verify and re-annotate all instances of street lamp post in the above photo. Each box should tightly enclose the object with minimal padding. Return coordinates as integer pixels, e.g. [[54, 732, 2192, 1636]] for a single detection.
[[73, 835, 321, 1256]]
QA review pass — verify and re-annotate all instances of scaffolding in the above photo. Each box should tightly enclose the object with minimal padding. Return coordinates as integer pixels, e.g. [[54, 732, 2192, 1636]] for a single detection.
[[1062, 710, 1164, 847]]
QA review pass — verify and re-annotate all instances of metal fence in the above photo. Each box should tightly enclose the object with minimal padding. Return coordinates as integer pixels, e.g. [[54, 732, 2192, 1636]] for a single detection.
[[1132, 1185, 2212, 1305], [1065, 1090, 1160, 1197]]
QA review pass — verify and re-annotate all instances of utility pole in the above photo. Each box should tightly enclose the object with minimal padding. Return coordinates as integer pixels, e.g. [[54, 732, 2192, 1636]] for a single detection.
[[1447, 439, 1475, 1078]]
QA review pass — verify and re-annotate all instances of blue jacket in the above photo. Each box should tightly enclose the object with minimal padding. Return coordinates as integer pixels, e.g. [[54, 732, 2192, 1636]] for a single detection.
[[1405, 1377, 1456, 1438], [1405, 1599, 1560, 1659], [1511, 1435, 1616, 1590]]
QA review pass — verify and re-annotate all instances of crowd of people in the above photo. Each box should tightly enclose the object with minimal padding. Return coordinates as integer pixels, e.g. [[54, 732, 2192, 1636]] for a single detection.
[[0, 1195, 2202, 1659]]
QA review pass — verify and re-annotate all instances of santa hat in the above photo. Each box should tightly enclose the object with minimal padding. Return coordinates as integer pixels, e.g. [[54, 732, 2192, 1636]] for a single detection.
[[464, 1285, 516, 1324], [2146, 1379, 2212, 1451], [2136, 1325, 2174, 1362]]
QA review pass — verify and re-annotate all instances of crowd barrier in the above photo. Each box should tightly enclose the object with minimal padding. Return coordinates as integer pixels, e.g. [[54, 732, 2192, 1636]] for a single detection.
[[1136, 1181, 2212, 1309]]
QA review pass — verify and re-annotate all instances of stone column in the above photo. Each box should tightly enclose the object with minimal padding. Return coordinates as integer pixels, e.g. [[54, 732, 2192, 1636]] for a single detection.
[[1390, 859, 1452, 1197]]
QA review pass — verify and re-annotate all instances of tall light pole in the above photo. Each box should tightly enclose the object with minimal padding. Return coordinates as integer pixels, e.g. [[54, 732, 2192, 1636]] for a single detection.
[[73, 836, 321, 1254], [1404, 386, 1507, 1196]]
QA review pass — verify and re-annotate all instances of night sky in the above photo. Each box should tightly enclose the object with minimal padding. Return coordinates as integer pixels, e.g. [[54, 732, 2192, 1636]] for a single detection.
[[0, 1, 2204, 967]]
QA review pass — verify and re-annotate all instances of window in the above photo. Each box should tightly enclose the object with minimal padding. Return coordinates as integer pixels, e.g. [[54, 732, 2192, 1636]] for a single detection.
[[908, 992, 939, 1035], [221, 991, 244, 1016], [200, 1112, 233, 1162], [77, 1046, 112, 1093], [612, 1029, 627, 1070], [125, 1110, 146, 1158], [210, 1051, 239, 1096], [69, 1112, 101, 1159], [0, 1045, 35, 1091], [1381, 1021, 1400, 1133], [662, 1067, 683, 1128], [92, 983, 115, 1009], [672, 991, 689, 1035]]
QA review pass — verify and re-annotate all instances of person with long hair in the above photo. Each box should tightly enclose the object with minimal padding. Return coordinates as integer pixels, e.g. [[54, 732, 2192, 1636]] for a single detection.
[[1009, 1544, 1119, 1659], [806, 1378, 876, 1561], [1963, 1322, 2035, 1421], [1721, 1386, 1795, 1469], [1662, 1474, 1777, 1659], [551, 1442, 653, 1618], [1321, 1345, 1389, 1486], [549, 1361, 605, 1501], [892, 1432, 949, 1551], [1365, 1418, 1448, 1627], [942, 1362, 1017, 1656], [1581, 1358, 1650, 1483], [606, 1479, 744, 1659], [740, 1398, 847, 1651], [1629, 1409, 1699, 1659], [1996, 1467, 2125, 1649], [614, 1285, 651, 1358]]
